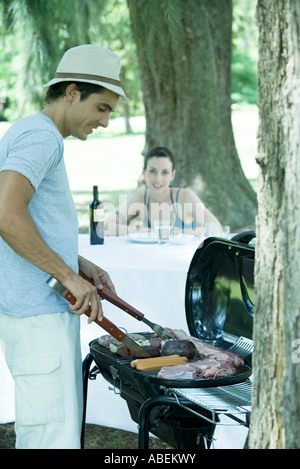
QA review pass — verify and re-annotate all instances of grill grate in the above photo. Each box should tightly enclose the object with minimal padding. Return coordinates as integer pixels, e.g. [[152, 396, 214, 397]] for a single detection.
[[90, 334, 252, 394], [167, 379, 251, 426]]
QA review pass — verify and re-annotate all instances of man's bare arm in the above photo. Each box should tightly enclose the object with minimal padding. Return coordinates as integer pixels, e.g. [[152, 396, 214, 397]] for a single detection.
[[0, 170, 103, 321]]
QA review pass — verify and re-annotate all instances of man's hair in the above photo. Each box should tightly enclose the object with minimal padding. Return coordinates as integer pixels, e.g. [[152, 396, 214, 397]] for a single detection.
[[44, 81, 106, 104]]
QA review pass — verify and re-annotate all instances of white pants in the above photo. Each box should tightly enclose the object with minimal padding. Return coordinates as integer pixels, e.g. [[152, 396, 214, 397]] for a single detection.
[[0, 312, 83, 449]]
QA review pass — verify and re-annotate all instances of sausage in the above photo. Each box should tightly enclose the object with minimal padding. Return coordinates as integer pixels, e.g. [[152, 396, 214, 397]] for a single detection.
[[130, 355, 188, 371], [162, 340, 197, 358]]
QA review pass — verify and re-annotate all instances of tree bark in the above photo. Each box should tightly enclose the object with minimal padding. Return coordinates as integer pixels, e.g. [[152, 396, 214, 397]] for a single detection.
[[127, 0, 257, 229], [248, 0, 300, 449]]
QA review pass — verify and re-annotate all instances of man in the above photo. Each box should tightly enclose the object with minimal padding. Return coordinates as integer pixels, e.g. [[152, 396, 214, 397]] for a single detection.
[[0, 45, 127, 449]]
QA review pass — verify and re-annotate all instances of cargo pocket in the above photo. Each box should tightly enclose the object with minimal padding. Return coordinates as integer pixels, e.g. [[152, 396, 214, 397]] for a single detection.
[[12, 354, 64, 426]]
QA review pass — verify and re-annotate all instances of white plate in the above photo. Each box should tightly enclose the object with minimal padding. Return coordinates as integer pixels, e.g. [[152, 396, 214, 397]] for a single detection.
[[127, 232, 159, 244]]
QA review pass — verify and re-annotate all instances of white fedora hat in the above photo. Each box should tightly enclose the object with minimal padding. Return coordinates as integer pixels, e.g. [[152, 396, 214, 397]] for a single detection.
[[43, 44, 128, 102]]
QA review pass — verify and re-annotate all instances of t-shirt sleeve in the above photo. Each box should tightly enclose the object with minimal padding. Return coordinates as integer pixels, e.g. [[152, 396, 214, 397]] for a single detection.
[[1, 128, 63, 191]]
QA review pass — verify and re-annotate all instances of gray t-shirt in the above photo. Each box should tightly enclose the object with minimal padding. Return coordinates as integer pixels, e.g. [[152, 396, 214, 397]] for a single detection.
[[0, 113, 78, 317]]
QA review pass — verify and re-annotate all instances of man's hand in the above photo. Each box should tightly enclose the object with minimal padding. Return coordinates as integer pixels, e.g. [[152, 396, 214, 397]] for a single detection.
[[75, 255, 116, 323], [61, 272, 101, 323]]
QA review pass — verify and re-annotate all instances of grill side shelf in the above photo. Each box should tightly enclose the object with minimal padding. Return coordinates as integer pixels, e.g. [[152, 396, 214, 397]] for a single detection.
[[166, 379, 252, 426]]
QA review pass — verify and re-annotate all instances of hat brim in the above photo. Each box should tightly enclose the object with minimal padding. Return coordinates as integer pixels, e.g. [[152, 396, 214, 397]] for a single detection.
[[43, 77, 128, 103]]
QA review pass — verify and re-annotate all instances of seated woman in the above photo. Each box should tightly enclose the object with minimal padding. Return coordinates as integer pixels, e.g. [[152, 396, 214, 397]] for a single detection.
[[105, 146, 220, 236]]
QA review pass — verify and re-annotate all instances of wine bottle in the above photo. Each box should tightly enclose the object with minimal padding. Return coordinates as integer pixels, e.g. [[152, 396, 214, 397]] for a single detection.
[[90, 185, 104, 244]]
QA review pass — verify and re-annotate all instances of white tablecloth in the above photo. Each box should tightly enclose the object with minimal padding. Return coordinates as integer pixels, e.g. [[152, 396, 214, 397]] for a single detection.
[[0, 234, 248, 447], [79, 234, 199, 339]]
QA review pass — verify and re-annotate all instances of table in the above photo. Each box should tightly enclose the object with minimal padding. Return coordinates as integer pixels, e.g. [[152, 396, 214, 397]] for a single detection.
[[79, 234, 200, 336], [0, 234, 249, 448]]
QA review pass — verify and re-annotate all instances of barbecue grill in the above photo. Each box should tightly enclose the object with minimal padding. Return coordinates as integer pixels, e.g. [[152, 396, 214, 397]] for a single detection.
[[81, 232, 255, 449]]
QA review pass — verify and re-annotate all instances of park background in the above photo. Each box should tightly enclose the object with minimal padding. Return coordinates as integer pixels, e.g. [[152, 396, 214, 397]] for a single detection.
[[4, 0, 290, 450], [0, 0, 258, 233]]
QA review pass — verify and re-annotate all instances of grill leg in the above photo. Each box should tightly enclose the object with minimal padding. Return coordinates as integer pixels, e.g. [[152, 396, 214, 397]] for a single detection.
[[81, 353, 95, 449], [138, 395, 183, 449]]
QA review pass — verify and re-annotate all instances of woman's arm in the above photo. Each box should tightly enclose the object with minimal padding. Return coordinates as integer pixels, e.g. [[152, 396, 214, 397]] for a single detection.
[[177, 188, 221, 235]]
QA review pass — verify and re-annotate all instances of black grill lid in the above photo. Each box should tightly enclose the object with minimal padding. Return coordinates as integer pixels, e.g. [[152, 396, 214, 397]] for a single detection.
[[185, 233, 255, 344]]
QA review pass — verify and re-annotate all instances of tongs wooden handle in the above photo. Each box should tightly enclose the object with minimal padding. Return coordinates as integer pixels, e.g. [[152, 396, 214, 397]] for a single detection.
[[46, 276, 150, 358], [79, 271, 174, 341], [61, 286, 126, 340], [79, 270, 144, 320]]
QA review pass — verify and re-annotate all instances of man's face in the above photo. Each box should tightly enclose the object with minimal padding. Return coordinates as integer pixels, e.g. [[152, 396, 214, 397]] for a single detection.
[[67, 88, 119, 140]]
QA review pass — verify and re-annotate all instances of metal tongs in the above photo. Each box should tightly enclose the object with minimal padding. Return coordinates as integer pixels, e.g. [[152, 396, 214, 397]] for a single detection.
[[46, 275, 151, 358], [78, 271, 174, 341]]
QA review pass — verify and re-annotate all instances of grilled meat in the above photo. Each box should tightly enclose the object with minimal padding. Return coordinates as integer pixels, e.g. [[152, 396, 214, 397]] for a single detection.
[[98, 328, 245, 379], [165, 329, 244, 366], [98, 333, 146, 348], [157, 364, 197, 380], [162, 339, 197, 358]]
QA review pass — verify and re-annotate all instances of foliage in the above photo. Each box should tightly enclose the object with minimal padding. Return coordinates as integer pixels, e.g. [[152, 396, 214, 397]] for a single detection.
[[232, 0, 258, 104], [0, 0, 142, 120], [0, 3, 14, 120], [0, 0, 258, 120], [99, 0, 143, 117], [1, 0, 107, 117]]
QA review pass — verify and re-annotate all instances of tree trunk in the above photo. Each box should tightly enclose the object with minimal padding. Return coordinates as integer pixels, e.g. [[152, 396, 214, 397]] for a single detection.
[[127, 0, 257, 229], [248, 0, 300, 449], [120, 66, 133, 133]]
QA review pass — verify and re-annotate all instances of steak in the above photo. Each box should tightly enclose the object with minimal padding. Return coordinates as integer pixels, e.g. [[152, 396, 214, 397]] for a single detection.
[[155, 328, 245, 380], [157, 364, 197, 380], [189, 358, 236, 378], [157, 358, 236, 380], [166, 329, 244, 367]]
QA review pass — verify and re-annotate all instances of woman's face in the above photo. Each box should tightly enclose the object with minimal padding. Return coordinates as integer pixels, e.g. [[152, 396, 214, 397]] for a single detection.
[[143, 157, 175, 194]]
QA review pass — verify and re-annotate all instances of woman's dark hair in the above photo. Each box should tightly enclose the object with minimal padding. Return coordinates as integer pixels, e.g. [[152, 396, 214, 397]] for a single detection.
[[44, 81, 106, 104], [144, 146, 175, 170]]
